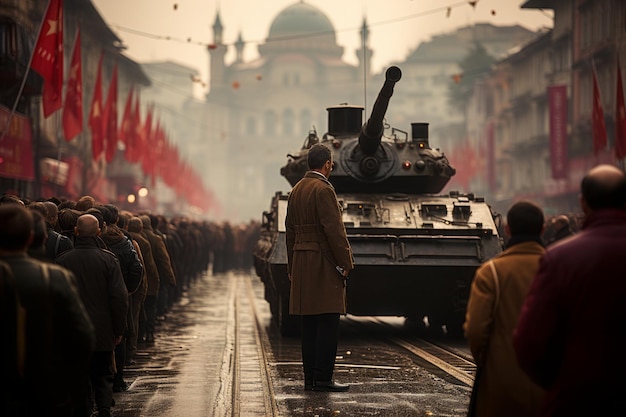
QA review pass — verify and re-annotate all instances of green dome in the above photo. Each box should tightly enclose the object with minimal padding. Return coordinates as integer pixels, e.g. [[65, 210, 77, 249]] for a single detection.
[[268, 1, 335, 40]]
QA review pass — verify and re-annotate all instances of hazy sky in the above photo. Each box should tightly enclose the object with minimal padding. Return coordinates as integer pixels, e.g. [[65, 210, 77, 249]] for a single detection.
[[91, 0, 553, 96]]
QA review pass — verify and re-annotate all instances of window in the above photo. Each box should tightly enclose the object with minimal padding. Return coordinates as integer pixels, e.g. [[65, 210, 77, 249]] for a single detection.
[[0, 20, 17, 59], [246, 116, 256, 135], [282, 108, 294, 136], [264, 110, 276, 135], [300, 109, 312, 133]]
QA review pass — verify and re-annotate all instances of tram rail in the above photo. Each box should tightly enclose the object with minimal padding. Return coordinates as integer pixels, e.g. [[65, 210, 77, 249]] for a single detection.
[[345, 316, 476, 387]]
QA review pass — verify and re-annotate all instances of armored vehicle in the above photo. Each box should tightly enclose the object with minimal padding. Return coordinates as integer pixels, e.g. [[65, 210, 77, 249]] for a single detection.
[[254, 66, 502, 337]]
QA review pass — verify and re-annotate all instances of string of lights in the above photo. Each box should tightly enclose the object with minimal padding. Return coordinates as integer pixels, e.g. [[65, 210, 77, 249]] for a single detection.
[[110, 1, 478, 53]]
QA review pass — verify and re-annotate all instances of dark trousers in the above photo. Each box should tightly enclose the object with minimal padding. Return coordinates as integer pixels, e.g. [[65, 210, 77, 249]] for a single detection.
[[78, 351, 114, 416], [139, 295, 158, 338], [157, 280, 169, 316], [301, 313, 341, 382], [113, 338, 126, 386]]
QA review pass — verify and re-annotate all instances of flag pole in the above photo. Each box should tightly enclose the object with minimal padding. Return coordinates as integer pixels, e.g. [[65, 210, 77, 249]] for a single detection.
[[0, 0, 52, 142]]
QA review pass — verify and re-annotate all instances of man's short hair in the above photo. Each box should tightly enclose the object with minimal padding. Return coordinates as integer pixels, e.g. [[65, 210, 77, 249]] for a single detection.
[[58, 209, 81, 233], [43, 201, 59, 225], [128, 217, 143, 233], [307, 143, 332, 170], [507, 200, 544, 236], [0, 205, 33, 250], [0, 194, 25, 206], [75, 195, 96, 212]]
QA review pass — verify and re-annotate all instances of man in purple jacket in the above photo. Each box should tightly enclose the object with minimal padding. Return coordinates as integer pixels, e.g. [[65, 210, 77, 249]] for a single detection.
[[514, 164, 626, 416]]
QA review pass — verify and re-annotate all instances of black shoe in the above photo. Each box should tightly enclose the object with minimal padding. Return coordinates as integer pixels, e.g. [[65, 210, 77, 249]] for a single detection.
[[312, 380, 349, 392], [98, 408, 112, 417], [304, 381, 314, 391], [113, 381, 129, 392]]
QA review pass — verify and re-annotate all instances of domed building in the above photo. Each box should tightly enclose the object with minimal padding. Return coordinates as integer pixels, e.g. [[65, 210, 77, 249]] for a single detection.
[[203, 1, 372, 221]]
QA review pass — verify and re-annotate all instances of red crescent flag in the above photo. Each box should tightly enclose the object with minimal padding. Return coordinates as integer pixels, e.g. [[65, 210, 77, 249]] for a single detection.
[[616, 59, 626, 159], [62, 30, 82, 141], [103, 64, 118, 163], [31, 0, 63, 117], [592, 65, 607, 156], [89, 52, 104, 160]]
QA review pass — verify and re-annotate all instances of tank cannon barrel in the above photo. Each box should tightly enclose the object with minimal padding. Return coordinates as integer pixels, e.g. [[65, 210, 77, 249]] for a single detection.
[[358, 66, 402, 155]]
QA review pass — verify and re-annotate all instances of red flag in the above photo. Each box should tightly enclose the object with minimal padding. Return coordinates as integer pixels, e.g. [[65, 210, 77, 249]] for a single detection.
[[89, 52, 104, 160], [616, 59, 626, 159], [31, 0, 63, 117], [125, 90, 142, 163], [62, 30, 82, 141], [103, 64, 118, 163], [140, 105, 154, 173], [120, 86, 134, 147], [592, 65, 607, 156]]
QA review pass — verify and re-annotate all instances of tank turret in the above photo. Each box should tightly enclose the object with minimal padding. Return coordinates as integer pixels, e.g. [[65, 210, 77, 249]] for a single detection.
[[280, 65, 457, 194]]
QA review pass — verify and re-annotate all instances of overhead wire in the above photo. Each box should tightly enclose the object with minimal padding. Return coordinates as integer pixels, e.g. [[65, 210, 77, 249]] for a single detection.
[[113, 0, 551, 137], [110, 1, 474, 52]]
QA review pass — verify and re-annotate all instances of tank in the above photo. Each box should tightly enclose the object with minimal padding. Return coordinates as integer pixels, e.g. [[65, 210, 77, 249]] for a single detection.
[[254, 66, 503, 337]]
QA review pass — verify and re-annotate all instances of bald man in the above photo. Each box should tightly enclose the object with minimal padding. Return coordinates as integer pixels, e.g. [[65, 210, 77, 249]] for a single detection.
[[56, 214, 128, 417], [514, 164, 626, 416]]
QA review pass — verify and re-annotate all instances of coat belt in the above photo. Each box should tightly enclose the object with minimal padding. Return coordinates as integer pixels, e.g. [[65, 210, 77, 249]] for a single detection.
[[294, 224, 324, 243]]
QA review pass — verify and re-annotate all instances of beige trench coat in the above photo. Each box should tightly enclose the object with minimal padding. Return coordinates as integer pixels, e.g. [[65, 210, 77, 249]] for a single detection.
[[285, 171, 353, 315], [464, 241, 546, 417]]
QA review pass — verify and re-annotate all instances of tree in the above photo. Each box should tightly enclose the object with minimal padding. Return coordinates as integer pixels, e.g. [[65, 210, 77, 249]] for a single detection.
[[448, 42, 495, 114]]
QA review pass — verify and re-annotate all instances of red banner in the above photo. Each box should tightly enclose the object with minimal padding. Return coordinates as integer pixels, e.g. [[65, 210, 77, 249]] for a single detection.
[[592, 66, 607, 156], [548, 85, 568, 179], [0, 106, 34, 180], [616, 59, 626, 159]]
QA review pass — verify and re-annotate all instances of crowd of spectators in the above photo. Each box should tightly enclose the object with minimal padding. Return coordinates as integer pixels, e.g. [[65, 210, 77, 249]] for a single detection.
[[0, 192, 260, 417]]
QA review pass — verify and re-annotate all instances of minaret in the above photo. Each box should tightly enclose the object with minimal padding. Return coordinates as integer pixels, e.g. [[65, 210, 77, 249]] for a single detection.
[[356, 16, 373, 78], [208, 9, 227, 95], [235, 31, 244, 63]]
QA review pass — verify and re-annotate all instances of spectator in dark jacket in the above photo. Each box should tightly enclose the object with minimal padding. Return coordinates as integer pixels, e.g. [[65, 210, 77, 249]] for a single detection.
[[99, 204, 143, 392], [128, 217, 158, 347], [141, 215, 175, 328], [56, 214, 128, 417], [0, 205, 94, 416], [43, 201, 73, 258]]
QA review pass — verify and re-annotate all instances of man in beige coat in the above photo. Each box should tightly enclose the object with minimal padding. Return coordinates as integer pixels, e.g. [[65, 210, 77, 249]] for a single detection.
[[286, 143, 354, 392], [464, 200, 546, 416]]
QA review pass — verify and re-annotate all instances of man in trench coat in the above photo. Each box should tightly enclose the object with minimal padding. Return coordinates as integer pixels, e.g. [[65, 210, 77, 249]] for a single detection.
[[285, 143, 354, 392]]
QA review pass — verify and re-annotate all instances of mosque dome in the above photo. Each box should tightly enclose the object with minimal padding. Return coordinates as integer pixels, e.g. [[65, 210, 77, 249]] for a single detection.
[[267, 1, 336, 42]]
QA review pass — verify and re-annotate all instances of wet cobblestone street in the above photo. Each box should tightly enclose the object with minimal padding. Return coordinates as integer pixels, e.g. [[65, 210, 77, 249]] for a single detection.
[[113, 271, 472, 416]]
